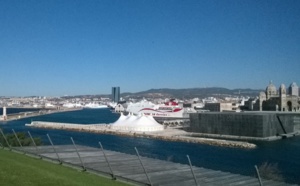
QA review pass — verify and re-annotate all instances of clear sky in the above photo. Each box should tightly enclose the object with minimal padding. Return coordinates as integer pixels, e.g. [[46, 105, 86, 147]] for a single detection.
[[0, 0, 299, 96]]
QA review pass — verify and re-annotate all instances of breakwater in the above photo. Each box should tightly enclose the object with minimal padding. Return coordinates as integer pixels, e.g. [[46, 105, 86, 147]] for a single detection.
[[3, 108, 82, 121], [26, 121, 256, 149]]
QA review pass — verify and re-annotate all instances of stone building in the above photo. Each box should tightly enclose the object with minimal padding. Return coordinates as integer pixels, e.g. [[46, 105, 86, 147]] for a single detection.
[[189, 112, 300, 138], [203, 102, 238, 112], [253, 82, 300, 111], [114, 103, 126, 113]]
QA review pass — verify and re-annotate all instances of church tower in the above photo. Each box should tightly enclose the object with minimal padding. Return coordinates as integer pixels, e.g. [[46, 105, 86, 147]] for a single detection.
[[279, 84, 286, 111], [289, 82, 299, 96]]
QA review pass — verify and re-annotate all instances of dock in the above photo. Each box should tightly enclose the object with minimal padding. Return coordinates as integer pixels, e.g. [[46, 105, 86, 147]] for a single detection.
[[16, 145, 297, 186]]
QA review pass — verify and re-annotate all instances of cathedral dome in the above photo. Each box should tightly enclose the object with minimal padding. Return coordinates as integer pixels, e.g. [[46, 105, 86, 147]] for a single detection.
[[266, 81, 277, 95]]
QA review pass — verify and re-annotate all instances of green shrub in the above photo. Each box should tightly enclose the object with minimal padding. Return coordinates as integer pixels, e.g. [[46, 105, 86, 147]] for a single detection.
[[0, 130, 42, 147], [257, 162, 284, 182]]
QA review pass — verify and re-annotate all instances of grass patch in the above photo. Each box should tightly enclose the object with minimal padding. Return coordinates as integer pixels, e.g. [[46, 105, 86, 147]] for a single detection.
[[0, 149, 130, 186]]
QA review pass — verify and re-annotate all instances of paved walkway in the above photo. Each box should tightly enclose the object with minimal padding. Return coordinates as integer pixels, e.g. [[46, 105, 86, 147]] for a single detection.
[[19, 145, 297, 186]]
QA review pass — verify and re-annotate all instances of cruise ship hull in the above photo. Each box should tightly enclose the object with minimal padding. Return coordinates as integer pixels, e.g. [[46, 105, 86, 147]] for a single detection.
[[139, 108, 187, 118]]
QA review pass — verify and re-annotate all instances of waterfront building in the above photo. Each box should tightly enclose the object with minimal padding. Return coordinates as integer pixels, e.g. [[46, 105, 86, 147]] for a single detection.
[[203, 102, 238, 112], [114, 103, 126, 113], [252, 82, 300, 112], [189, 111, 300, 139], [111, 87, 120, 103]]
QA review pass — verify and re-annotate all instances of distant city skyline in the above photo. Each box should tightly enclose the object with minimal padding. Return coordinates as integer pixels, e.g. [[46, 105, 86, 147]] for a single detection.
[[0, 0, 299, 96]]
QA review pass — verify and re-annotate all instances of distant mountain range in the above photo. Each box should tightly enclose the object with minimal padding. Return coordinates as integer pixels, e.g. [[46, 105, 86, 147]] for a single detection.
[[120, 87, 263, 99], [59, 87, 263, 100]]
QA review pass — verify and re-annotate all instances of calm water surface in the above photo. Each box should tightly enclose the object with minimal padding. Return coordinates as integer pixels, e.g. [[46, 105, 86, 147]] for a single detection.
[[1, 108, 299, 184]]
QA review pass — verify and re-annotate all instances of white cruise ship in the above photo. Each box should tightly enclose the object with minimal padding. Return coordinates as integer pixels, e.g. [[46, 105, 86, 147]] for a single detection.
[[126, 99, 189, 119]]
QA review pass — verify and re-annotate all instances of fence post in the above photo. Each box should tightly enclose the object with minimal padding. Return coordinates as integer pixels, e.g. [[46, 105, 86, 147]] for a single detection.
[[0, 129, 11, 150], [187, 155, 199, 186], [28, 131, 41, 158], [255, 165, 263, 186], [134, 147, 152, 186], [70, 137, 86, 171], [99, 142, 115, 180], [12, 129, 25, 153], [47, 134, 62, 164], [0, 142, 4, 148]]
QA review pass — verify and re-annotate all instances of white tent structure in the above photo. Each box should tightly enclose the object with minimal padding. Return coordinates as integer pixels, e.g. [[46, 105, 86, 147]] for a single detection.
[[112, 112, 128, 125], [111, 113, 164, 132]]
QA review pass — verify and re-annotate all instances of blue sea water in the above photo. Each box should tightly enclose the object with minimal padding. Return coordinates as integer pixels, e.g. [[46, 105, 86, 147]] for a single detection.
[[1, 108, 300, 184]]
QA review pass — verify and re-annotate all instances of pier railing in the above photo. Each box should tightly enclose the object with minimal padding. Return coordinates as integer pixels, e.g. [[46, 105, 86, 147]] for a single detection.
[[0, 128, 293, 186]]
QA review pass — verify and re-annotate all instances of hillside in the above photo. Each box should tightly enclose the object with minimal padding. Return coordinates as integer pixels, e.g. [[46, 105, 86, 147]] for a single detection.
[[121, 87, 262, 99], [61, 87, 263, 100]]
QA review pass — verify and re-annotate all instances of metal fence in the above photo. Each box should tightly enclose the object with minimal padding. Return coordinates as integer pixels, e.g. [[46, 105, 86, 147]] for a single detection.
[[0, 128, 290, 186]]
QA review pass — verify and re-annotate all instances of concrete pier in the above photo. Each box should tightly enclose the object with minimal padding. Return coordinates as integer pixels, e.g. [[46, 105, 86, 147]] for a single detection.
[[26, 121, 256, 149], [1, 108, 82, 121]]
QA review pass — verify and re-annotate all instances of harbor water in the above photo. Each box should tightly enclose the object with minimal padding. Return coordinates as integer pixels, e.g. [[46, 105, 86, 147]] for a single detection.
[[1, 108, 300, 184]]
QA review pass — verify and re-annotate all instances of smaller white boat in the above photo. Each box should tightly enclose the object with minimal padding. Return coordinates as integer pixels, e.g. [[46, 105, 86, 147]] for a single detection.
[[63, 103, 82, 108], [84, 102, 108, 109]]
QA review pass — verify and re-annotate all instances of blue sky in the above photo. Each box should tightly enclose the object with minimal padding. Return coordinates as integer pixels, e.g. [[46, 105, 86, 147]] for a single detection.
[[0, 0, 299, 96]]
